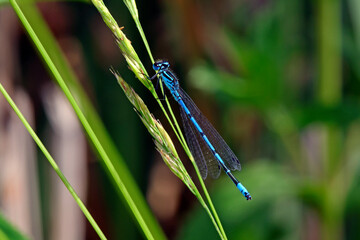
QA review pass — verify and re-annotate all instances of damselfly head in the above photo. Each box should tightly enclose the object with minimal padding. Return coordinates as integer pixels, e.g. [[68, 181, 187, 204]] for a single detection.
[[153, 60, 170, 71]]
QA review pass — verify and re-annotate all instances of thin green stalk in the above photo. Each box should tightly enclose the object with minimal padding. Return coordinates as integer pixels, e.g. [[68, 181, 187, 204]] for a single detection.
[[162, 94, 227, 239], [0, 83, 106, 240], [123, 0, 155, 63], [192, 189, 225, 240], [189, 154, 228, 240], [317, 0, 342, 106], [317, 0, 342, 173], [316, 0, 343, 239]]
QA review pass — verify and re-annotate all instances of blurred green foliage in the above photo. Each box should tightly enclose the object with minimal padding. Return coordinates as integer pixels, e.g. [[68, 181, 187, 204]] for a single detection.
[[167, 0, 360, 239], [0, 214, 29, 240]]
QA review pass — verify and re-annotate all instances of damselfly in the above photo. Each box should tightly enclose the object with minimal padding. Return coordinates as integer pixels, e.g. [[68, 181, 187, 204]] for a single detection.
[[151, 60, 251, 200]]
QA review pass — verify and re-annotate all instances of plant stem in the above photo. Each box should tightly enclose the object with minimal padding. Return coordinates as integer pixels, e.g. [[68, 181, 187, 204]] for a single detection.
[[316, 0, 343, 239]]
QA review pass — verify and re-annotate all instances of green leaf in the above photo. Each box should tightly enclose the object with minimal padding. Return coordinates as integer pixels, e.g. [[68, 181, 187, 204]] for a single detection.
[[0, 213, 29, 240]]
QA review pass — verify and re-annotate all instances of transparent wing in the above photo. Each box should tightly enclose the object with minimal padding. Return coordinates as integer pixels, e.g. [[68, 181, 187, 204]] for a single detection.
[[179, 88, 241, 173], [180, 107, 207, 179], [180, 106, 221, 179]]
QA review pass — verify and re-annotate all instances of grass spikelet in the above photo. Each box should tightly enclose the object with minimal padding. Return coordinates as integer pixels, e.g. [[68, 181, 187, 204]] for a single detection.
[[112, 69, 197, 194], [92, 0, 151, 90]]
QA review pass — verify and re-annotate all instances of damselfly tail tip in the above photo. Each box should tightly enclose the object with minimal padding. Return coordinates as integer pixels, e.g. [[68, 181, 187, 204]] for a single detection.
[[245, 193, 252, 200], [236, 182, 252, 200]]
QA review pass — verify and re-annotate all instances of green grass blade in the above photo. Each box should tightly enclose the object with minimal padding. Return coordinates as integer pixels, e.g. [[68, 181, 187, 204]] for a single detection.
[[9, 0, 166, 239], [0, 83, 106, 240], [0, 213, 29, 240]]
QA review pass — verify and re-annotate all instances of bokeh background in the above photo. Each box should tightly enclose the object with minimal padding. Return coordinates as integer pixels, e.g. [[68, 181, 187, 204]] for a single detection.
[[1, 0, 360, 239]]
